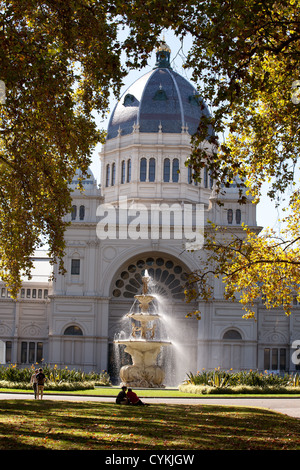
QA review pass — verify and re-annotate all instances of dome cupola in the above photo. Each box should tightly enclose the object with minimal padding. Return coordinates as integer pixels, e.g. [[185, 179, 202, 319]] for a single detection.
[[101, 41, 214, 207], [106, 42, 209, 140], [154, 40, 171, 68]]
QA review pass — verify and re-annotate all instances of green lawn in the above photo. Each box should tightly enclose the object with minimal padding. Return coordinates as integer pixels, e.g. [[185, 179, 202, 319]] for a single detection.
[[0, 386, 199, 398], [2, 386, 300, 398], [0, 399, 299, 450]]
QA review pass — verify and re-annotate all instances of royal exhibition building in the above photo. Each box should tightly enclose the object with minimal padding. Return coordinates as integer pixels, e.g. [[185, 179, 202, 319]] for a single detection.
[[0, 42, 299, 386]]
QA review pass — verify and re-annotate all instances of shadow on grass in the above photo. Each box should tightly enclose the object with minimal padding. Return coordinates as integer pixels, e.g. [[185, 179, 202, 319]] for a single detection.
[[0, 400, 299, 450]]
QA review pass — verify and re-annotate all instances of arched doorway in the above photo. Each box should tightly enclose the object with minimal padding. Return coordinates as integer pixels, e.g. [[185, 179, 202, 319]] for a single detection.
[[108, 253, 198, 386]]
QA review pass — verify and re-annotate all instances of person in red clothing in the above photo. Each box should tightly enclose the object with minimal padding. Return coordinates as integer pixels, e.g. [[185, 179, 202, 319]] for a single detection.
[[126, 388, 148, 406]]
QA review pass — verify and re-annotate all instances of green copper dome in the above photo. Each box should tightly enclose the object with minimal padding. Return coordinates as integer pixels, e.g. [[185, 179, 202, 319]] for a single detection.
[[106, 42, 210, 140]]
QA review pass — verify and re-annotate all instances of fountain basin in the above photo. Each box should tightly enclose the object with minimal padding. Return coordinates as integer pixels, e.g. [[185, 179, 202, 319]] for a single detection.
[[127, 312, 159, 323], [115, 340, 171, 388], [134, 294, 154, 303], [134, 294, 154, 312], [113, 270, 172, 388], [115, 339, 171, 355]]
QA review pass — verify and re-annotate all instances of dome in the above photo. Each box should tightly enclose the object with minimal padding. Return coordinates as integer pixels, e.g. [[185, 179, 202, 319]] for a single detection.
[[106, 44, 210, 140], [70, 168, 96, 188]]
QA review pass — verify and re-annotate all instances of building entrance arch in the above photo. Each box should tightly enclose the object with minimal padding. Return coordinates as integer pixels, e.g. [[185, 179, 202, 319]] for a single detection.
[[110, 254, 188, 301], [107, 252, 198, 386]]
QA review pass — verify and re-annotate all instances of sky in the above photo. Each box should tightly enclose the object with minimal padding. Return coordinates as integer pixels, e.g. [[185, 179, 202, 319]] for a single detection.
[[88, 29, 286, 233]]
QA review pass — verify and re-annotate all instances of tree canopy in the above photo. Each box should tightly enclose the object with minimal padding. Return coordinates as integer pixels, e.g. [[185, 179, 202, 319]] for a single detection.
[[0, 0, 164, 296], [172, 0, 300, 318], [180, 0, 300, 200], [1, 0, 299, 315]]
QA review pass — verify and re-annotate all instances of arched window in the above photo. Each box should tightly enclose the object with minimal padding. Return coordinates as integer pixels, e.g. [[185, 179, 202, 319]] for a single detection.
[[149, 158, 155, 182], [121, 160, 125, 184], [111, 162, 116, 186], [71, 205, 77, 220], [236, 209, 241, 224], [172, 158, 179, 182], [105, 164, 110, 187], [79, 205, 85, 220], [127, 159, 131, 182], [112, 257, 187, 300], [140, 158, 147, 182], [64, 325, 83, 336], [227, 209, 233, 224], [223, 329, 242, 340], [163, 158, 170, 182]]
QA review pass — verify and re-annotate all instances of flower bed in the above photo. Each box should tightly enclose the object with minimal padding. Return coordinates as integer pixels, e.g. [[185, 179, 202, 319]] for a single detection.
[[0, 380, 95, 391], [179, 383, 300, 395], [180, 368, 300, 394], [0, 364, 111, 390]]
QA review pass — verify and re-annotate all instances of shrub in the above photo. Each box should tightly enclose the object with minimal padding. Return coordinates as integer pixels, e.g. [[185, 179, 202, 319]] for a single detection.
[[45, 381, 95, 391], [0, 364, 111, 386], [0, 380, 95, 391], [0, 380, 32, 390], [179, 383, 300, 395], [0, 365, 32, 383], [184, 369, 300, 390]]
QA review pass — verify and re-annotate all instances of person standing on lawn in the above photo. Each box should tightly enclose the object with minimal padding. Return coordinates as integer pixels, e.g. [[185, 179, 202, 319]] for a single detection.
[[36, 368, 46, 400], [30, 369, 39, 399]]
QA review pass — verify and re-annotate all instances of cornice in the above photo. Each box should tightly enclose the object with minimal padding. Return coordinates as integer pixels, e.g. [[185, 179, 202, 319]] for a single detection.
[[51, 294, 111, 301]]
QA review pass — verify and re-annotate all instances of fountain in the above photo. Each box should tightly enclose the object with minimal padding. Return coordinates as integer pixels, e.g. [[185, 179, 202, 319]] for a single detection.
[[114, 270, 172, 388]]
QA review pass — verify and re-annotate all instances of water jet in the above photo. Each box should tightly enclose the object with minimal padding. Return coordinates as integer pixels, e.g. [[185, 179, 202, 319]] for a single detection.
[[114, 270, 171, 388]]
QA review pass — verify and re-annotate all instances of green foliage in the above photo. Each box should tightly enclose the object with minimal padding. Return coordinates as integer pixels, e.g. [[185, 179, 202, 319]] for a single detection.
[[0, 0, 166, 295], [176, 1, 300, 200], [0, 380, 94, 391], [1, 0, 299, 314], [159, 1, 300, 320], [0, 364, 111, 386], [289, 372, 300, 387], [185, 369, 300, 389], [0, 364, 32, 383], [179, 383, 300, 395]]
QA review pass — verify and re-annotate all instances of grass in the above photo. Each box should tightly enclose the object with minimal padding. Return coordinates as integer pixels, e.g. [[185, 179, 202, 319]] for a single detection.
[[0, 386, 198, 398], [1, 385, 300, 398], [0, 399, 299, 450], [1, 386, 300, 405]]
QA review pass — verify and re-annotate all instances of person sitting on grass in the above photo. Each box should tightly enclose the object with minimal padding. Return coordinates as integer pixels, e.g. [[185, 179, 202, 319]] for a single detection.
[[116, 386, 129, 405], [126, 388, 149, 406]]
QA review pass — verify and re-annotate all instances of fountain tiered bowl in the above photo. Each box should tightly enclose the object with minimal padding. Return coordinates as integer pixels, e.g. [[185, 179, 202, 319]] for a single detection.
[[114, 275, 171, 388]]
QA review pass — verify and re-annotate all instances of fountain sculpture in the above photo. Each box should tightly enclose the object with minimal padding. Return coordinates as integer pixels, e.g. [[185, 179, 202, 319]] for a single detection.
[[114, 270, 171, 388]]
